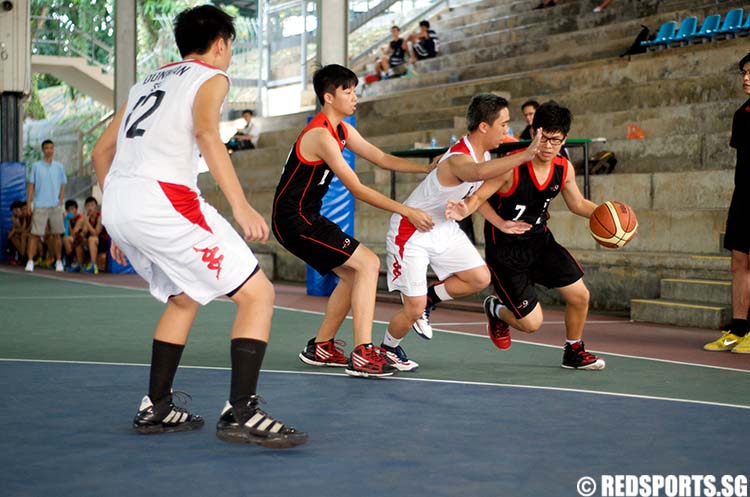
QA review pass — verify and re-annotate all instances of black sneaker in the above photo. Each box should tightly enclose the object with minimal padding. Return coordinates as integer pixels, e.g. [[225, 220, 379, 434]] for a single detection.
[[561, 341, 606, 370], [132, 392, 204, 434], [216, 396, 308, 449]]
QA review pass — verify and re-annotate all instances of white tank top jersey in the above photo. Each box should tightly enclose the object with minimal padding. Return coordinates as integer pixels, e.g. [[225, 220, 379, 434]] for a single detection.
[[398, 136, 488, 226], [106, 59, 228, 190]]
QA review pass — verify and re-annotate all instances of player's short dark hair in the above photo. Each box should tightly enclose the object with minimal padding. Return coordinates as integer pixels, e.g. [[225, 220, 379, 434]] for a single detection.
[[740, 52, 750, 71], [391, 25, 400, 31], [65, 199, 78, 210], [419, 20, 430, 28], [85, 196, 98, 205], [174, 5, 235, 58], [41, 139, 53, 148], [521, 100, 540, 111], [466, 93, 509, 132], [241, 109, 254, 116], [10, 200, 24, 211], [312, 64, 358, 106], [532, 100, 572, 136]]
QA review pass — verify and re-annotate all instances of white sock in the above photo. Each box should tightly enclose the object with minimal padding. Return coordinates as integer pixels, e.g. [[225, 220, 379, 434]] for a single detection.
[[434, 283, 452, 302], [383, 330, 402, 348], [493, 302, 504, 318], [565, 339, 580, 345]]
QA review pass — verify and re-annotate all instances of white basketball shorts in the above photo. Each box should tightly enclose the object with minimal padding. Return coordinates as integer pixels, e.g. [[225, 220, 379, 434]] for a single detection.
[[386, 219, 485, 297], [102, 176, 258, 305]]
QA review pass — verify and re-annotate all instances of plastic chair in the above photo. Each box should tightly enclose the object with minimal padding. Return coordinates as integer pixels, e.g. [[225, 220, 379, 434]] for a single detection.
[[671, 16, 697, 45], [738, 10, 750, 36], [716, 8, 743, 36], [691, 14, 721, 42], [641, 21, 676, 47]]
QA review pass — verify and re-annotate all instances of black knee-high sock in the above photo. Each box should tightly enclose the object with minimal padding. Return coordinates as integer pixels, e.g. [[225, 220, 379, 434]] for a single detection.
[[731, 319, 749, 337], [148, 339, 185, 404], [230, 338, 267, 406], [427, 285, 442, 307]]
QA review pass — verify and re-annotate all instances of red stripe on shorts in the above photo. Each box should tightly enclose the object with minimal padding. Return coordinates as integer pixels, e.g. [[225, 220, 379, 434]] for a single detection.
[[394, 217, 417, 259], [158, 181, 213, 234]]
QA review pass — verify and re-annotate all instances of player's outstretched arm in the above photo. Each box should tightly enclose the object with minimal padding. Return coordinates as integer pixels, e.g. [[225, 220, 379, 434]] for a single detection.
[[560, 161, 597, 219], [193, 75, 268, 242], [444, 173, 510, 220], [451, 129, 542, 182], [344, 124, 431, 174], [312, 131, 434, 232], [476, 202, 532, 235], [92, 104, 127, 190]]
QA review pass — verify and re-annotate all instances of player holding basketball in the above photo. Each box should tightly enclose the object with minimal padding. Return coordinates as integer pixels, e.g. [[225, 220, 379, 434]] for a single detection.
[[92, 5, 306, 447], [272, 64, 434, 378], [447, 101, 606, 370], [704, 52, 750, 354], [381, 93, 541, 371]]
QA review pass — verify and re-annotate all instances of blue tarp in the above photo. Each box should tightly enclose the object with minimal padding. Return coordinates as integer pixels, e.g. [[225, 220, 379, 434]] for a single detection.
[[0, 162, 27, 262]]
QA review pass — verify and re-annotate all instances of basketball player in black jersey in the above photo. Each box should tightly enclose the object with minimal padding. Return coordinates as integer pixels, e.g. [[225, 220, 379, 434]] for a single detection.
[[375, 26, 408, 78], [447, 101, 606, 370], [272, 64, 434, 378]]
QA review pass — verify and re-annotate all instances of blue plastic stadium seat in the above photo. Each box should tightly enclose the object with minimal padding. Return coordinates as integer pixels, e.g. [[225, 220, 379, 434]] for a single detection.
[[738, 10, 750, 36], [641, 21, 676, 47], [671, 16, 697, 45], [716, 8, 743, 36], [692, 14, 721, 42]]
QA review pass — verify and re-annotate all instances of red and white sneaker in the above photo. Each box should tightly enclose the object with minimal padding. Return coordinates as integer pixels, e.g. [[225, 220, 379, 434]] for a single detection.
[[346, 344, 397, 378], [484, 295, 511, 350], [298, 338, 348, 367]]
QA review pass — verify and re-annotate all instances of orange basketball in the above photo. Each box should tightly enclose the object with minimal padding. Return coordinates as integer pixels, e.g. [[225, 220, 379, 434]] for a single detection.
[[589, 201, 638, 248]]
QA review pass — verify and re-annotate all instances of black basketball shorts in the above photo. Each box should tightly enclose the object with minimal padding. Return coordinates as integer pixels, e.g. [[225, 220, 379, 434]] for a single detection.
[[724, 188, 750, 254], [485, 228, 584, 319]]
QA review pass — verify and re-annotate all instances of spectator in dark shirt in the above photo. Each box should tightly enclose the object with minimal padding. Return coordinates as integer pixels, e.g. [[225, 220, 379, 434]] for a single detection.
[[520, 100, 540, 140], [375, 26, 409, 78], [409, 20, 439, 63]]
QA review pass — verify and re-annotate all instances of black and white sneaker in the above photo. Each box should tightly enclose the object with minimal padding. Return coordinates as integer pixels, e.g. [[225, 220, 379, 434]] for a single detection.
[[132, 393, 204, 434], [216, 396, 308, 449], [381, 343, 419, 372]]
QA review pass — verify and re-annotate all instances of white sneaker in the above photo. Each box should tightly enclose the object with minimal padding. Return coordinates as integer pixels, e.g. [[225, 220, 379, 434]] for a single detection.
[[411, 306, 434, 340], [24, 260, 34, 272], [55, 260, 64, 272], [593, 6, 603, 12]]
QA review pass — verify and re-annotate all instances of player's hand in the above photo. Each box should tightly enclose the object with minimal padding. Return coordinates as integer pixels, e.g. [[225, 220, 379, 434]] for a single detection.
[[233, 203, 269, 243], [522, 127, 543, 162], [497, 219, 532, 235], [427, 155, 442, 172], [407, 207, 434, 232], [110, 240, 128, 266], [445, 199, 469, 221]]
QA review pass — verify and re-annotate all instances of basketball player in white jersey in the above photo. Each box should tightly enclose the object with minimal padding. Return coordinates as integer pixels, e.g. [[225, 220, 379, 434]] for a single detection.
[[91, 5, 306, 448], [381, 94, 540, 370]]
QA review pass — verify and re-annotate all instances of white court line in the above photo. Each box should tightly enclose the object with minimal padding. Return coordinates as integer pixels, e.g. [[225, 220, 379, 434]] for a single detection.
[[1, 357, 747, 411], [4, 269, 748, 374], [0, 294, 152, 300]]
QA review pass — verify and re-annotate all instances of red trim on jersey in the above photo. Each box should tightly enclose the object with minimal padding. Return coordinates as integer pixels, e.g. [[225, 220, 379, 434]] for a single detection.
[[394, 217, 417, 258], [158, 181, 213, 234], [158, 59, 223, 71], [294, 112, 346, 166], [272, 160, 304, 240], [560, 158, 570, 191], [298, 172, 316, 225], [528, 162, 554, 191], [300, 234, 352, 257], [499, 167, 520, 197]]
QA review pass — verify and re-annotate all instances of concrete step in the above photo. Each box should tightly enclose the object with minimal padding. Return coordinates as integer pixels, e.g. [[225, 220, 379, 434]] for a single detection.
[[660, 278, 732, 305], [630, 298, 731, 329]]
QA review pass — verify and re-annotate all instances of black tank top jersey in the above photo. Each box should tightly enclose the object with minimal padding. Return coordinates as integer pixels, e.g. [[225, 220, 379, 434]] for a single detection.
[[487, 155, 569, 237], [730, 98, 750, 189], [273, 112, 348, 222], [389, 38, 406, 65]]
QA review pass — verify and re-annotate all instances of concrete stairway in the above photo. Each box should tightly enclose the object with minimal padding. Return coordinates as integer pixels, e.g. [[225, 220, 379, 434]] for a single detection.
[[31, 55, 114, 109]]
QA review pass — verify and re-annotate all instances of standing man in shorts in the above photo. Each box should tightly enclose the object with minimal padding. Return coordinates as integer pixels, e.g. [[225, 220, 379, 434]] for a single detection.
[[381, 94, 540, 370], [447, 101, 606, 370], [25, 140, 66, 273], [272, 64, 434, 378], [92, 5, 306, 448], [704, 52, 750, 354]]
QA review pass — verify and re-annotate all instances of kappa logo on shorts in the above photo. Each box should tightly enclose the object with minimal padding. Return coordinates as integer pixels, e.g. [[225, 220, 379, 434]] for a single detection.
[[342, 238, 351, 249], [392, 261, 402, 280], [193, 245, 224, 280]]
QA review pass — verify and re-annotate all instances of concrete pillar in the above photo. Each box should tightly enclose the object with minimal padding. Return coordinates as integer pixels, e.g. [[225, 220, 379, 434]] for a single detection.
[[114, 0, 137, 109], [316, 0, 348, 67]]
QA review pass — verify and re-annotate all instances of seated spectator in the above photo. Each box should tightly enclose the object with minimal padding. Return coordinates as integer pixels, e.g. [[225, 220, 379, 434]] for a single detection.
[[226, 109, 260, 152], [80, 196, 107, 274], [409, 20, 439, 63], [62, 199, 85, 272], [375, 26, 409, 79], [7, 200, 29, 264], [520, 100, 540, 140]]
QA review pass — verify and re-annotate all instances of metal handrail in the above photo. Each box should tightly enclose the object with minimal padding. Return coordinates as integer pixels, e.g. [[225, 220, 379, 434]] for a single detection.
[[77, 111, 115, 175], [30, 14, 113, 73]]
